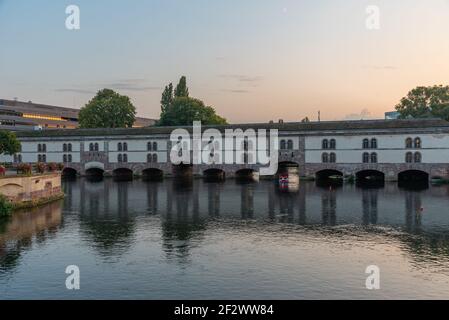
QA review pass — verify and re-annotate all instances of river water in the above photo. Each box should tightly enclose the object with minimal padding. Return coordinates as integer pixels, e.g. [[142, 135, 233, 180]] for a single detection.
[[1, 177, 449, 299]]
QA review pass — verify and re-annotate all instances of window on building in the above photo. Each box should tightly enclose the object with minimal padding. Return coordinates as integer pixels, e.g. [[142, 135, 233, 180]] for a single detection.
[[147, 154, 152, 163], [414, 137, 422, 149], [68, 143, 72, 152], [363, 139, 369, 149], [152, 154, 158, 163], [280, 140, 286, 150], [371, 153, 378, 163], [89, 143, 94, 152], [363, 152, 370, 163], [406, 152, 413, 163], [94, 143, 99, 152], [123, 143, 128, 151], [42, 155, 46, 163], [18, 154, 22, 163], [322, 139, 329, 149], [329, 153, 336, 163], [118, 142, 123, 151], [38, 144, 42, 152], [147, 142, 152, 151], [414, 152, 422, 163], [118, 154, 122, 163], [42, 144, 46, 152], [153, 142, 158, 151], [38, 154, 41, 162], [371, 138, 377, 149], [406, 138, 413, 149], [322, 153, 329, 163], [123, 154, 128, 163], [287, 140, 294, 150], [68, 154, 72, 163], [329, 139, 336, 149], [63, 143, 67, 152], [63, 155, 67, 162]]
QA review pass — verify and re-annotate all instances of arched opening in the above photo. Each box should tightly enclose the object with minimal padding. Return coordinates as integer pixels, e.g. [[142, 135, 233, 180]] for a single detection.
[[398, 170, 429, 188], [62, 167, 78, 179], [235, 169, 256, 182], [85, 167, 104, 181], [173, 164, 193, 179], [113, 168, 134, 181], [142, 168, 164, 181], [203, 168, 226, 181], [356, 170, 385, 188], [316, 169, 343, 180], [277, 161, 300, 175]]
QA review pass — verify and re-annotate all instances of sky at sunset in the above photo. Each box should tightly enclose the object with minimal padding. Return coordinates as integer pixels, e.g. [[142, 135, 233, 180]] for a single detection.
[[1, 0, 449, 123]]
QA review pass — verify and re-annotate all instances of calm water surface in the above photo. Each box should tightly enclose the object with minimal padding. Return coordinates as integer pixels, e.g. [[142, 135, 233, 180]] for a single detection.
[[1, 177, 449, 299]]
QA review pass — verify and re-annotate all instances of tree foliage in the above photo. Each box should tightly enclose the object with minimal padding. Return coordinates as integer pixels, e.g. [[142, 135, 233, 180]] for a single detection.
[[0, 130, 21, 155], [395, 85, 449, 121], [157, 76, 228, 126], [79, 89, 136, 128]]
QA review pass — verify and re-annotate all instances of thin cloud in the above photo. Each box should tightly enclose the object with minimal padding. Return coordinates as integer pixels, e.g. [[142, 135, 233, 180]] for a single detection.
[[218, 74, 263, 83], [221, 89, 250, 94], [55, 88, 95, 94]]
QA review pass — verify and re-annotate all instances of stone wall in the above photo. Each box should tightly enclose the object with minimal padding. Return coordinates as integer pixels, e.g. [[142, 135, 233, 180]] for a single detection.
[[0, 173, 62, 203]]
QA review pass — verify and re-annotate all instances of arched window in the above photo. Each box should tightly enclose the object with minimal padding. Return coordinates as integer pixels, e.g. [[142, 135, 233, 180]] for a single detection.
[[123, 154, 128, 163], [63, 143, 67, 152], [322, 139, 329, 150], [329, 153, 336, 163], [287, 140, 294, 150], [94, 143, 99, 152], [123, 142, 128, 151], [363, 139, 369, 149], [68, 143, 72, 152], [13, 154, 17, 163], [68, 154, 72, 163], [42, 155, 46, 163], [371, 153, 378, 163], [147, 142, 152, 151], [414, 137, 422, 149], [89, 143, 94, 152], [329, 139, 336, 149], [38, 144, 42, 152], [118, 154, 122, 163], [118, 143, 122, 151], [405, 138, 413, 149], [152, 154, 158, 163], [63, 155, 67, 163], [153, 142, 158, 151], [147, 154, 152, 163], [371, 138, 377, 149], [322, 153, 329, 163], [18, 154, 22, 163], [405, 152, 413, 163], [414, 152, 422, 163], [363, 152, 370, 163], [280, 140, 286, 150], [42, 144, 46, 152]]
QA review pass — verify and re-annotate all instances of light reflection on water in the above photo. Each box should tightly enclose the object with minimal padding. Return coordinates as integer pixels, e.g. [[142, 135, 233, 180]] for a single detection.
[[1, 177, 449, 299]]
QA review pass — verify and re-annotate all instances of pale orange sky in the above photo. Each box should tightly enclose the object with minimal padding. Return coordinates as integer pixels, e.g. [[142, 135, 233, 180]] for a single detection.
[[1, 0, 449, 123]]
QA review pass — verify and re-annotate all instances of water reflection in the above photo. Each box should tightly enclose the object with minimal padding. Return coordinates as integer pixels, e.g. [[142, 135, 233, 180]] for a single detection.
[[0, 201, 62, 272]]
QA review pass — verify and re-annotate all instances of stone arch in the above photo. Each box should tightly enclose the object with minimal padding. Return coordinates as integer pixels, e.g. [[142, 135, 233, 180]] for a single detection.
[[0, 183, 24, 198], [398, 170, 429, 183], [316, 169, 344, 180], [113, 168, 134, 180], [142, 168, 164, 181], [356, 170, 385, 181], [62, 167, 78, 177], [203, 168, 226, 180]]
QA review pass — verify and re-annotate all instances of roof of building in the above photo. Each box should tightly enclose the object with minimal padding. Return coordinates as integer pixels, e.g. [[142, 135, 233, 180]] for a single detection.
[[15, 118, 449, 138]]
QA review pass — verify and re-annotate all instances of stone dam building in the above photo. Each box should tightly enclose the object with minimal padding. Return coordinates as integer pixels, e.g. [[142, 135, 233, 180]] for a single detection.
[[2, 118, 449, 183]]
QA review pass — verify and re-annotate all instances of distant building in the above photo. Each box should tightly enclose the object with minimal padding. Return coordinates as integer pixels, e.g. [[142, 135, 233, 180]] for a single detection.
[[385, 111, 400, 120], [0, 99, 156, 131]]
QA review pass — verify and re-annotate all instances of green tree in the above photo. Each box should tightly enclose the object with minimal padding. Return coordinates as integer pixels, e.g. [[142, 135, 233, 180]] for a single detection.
[[395, 85, 449, 121], [0, 194, 13, 218], [0, 130, 21, 155], [174, 76, 189, 98], [161, 83, 174, 112], [79, 89, 136, 128], [158, 97, 227, 126]]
